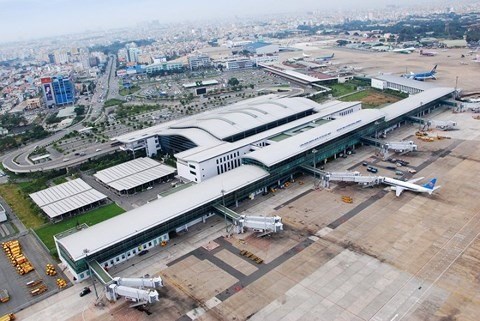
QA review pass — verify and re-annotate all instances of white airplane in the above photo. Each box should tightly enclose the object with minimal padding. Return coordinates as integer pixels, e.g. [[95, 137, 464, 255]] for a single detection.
[[382, 177, 441, 197], [392, 47, 416, 54]]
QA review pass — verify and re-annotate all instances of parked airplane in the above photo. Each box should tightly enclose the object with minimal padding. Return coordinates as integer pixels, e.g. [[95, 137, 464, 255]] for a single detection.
[[382, 177, 441, 197], [314, 53, 334, 62], [403, 65, 437, 81], [420, 49, 437, 56], [392, 47, 416, 54]]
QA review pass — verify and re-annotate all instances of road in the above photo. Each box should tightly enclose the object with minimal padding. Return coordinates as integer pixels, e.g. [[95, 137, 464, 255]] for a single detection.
[[2, 56, 119, 174]]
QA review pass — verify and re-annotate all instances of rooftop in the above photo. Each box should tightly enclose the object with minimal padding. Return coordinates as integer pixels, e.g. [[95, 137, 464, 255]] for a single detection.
[[57, 165, 269, 261], [373, 74, 436, 91], [244, 109, 385, 167], [94, 158, 176, 192], [29, 179, 107, 219], [381, 87, 455, 121]]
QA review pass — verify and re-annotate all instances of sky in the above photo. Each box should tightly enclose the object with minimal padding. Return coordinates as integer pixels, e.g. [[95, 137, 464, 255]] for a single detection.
[[0, 0, 450, 43]]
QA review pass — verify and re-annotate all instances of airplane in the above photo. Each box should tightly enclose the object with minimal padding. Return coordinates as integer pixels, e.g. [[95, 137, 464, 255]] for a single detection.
[[420, 49, 437, 57], [382, 177, 441, 197], [314, 53, 334, 62], [403, 65, 437, 81], [392, 47, 416, 54]]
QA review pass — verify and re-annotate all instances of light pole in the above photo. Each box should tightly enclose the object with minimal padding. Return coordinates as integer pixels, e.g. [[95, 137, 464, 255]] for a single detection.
[[83, 249, 99, 300]]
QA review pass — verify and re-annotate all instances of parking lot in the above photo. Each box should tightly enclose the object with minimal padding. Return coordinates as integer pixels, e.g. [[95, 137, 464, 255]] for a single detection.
[[0, 233, 70, 316]]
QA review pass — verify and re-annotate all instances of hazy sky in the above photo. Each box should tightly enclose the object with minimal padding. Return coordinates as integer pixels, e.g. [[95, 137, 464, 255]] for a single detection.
[[0, 0, 445, 43]]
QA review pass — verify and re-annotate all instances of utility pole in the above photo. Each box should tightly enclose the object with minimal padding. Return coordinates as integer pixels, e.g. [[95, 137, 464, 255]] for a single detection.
[[83, 249, 99, 300]]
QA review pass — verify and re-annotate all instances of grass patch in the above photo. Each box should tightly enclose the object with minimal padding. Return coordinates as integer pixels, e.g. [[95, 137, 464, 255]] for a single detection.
[[340, 91, 370, 101], [119, 85, 141, 96], [104, 98, 125, 107], [340, 90, 402, 108], [329, 83, 357, 97], [52, 176, 68, 185], [35, 203, 125, 252], [0, 184, 45, 229]]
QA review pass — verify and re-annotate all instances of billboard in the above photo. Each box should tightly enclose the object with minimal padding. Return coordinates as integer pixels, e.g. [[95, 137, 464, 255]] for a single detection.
[[41, 77, 52, 84], [43, 83, 54, 102], [196, 87, 207, 95]]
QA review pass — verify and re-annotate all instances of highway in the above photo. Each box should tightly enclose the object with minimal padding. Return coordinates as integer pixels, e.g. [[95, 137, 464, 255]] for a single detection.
[[2, 56, 120, 174]]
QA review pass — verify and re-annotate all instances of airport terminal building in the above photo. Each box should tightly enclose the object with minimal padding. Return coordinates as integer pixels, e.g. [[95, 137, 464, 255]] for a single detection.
[[55, 87, 456, 281]]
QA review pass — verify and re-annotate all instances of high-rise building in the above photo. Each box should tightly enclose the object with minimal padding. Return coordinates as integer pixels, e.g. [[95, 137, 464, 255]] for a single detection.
[[53, 50, 69, 64], [128, 47, 141, 63], [188, 54, 212, 70], [41, 76, 75, 107]]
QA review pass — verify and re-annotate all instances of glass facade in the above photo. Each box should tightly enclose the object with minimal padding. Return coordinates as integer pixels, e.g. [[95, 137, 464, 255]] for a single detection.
[[52, 76, 74, 106]]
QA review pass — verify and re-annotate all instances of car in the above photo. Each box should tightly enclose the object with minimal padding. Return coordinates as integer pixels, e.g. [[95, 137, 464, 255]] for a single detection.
[[386, 166, 396, 170], [395, 170, 404, 176], [408, 168, 417, 174], [95, 148, 102, 152], [362, 162, 368, 166], [74, 152, 80, 156], [367, 166, 378, 173], [63, 158, 70, 162], [146, 186, 153, 190], [138, 250, 149, 256], [79, 287, 91, 297]]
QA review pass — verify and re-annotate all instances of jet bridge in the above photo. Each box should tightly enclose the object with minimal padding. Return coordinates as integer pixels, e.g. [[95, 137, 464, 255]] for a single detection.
[[105, 284, 159, 307], [213, 204, 283, 235], [323, 171, 384, 188], [112, 277, 163, 289], [88, 260, 113, 284]]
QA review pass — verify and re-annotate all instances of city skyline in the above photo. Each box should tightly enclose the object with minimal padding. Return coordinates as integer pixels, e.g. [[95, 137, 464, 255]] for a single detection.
[[0, 0, 460, 43]]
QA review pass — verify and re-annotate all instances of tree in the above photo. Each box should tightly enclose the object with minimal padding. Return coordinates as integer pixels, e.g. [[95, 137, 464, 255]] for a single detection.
[[466, 27, 480, 44], [228, 77, 239, 87]]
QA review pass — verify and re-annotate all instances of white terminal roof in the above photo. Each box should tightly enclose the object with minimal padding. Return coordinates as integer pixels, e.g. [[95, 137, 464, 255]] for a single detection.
[[382, 87, 455, 122], [29, 179, 107, 219], [94, 158, 176, 192], [244, 109, 385, 167], [373, 74, 436, 91], [57, 165, 269, 261], [170, 97, 319, 140], [113, 95, 318, 145], [175, 100, 361, 164]]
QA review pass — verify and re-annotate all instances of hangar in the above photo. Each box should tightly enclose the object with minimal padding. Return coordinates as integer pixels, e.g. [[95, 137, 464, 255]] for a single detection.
[[29, 178, 108, 221]]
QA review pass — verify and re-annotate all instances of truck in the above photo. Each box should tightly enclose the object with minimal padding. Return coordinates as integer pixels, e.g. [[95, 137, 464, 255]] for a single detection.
[[0, 289, 9, 303], [0, 314, 15, 321]]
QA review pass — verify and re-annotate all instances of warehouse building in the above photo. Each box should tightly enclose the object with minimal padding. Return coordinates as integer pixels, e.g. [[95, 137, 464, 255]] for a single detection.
[[371, 74, 435, 95], [56, 87, 455, 281], [30, 179, 108, 221], [94, 158, 176, 195]]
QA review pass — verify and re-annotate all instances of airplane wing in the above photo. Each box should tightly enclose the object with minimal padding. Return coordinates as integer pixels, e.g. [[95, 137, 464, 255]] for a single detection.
[[395, 187, 405, 197], [407, 177, 424, 184]]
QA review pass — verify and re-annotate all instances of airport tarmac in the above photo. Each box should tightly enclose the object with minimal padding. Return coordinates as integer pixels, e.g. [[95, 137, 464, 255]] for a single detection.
[[281, 44, 479, 92], [14, 100, 480, 320]]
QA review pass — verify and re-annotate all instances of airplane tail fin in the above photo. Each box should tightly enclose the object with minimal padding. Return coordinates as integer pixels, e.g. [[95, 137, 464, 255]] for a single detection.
[[423, 178, 437, 190], [431, 65, 438, 73], [331, 53, 335, 58]]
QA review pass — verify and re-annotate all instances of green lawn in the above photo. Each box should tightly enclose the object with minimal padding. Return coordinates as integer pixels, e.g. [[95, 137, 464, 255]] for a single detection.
[[104, 98, 125, 107], [329, 83, 357, 97], [0, 184, 45, 228], [35, 203, 125, 252], [119, 85, 141, 96], [339, 91, 370, 101]]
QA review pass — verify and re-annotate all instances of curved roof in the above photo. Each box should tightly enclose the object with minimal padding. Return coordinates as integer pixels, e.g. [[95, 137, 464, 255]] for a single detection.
[[243, 109, 386, 167], [170, 97, 318, 140], [114, 95, 319, 145]]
